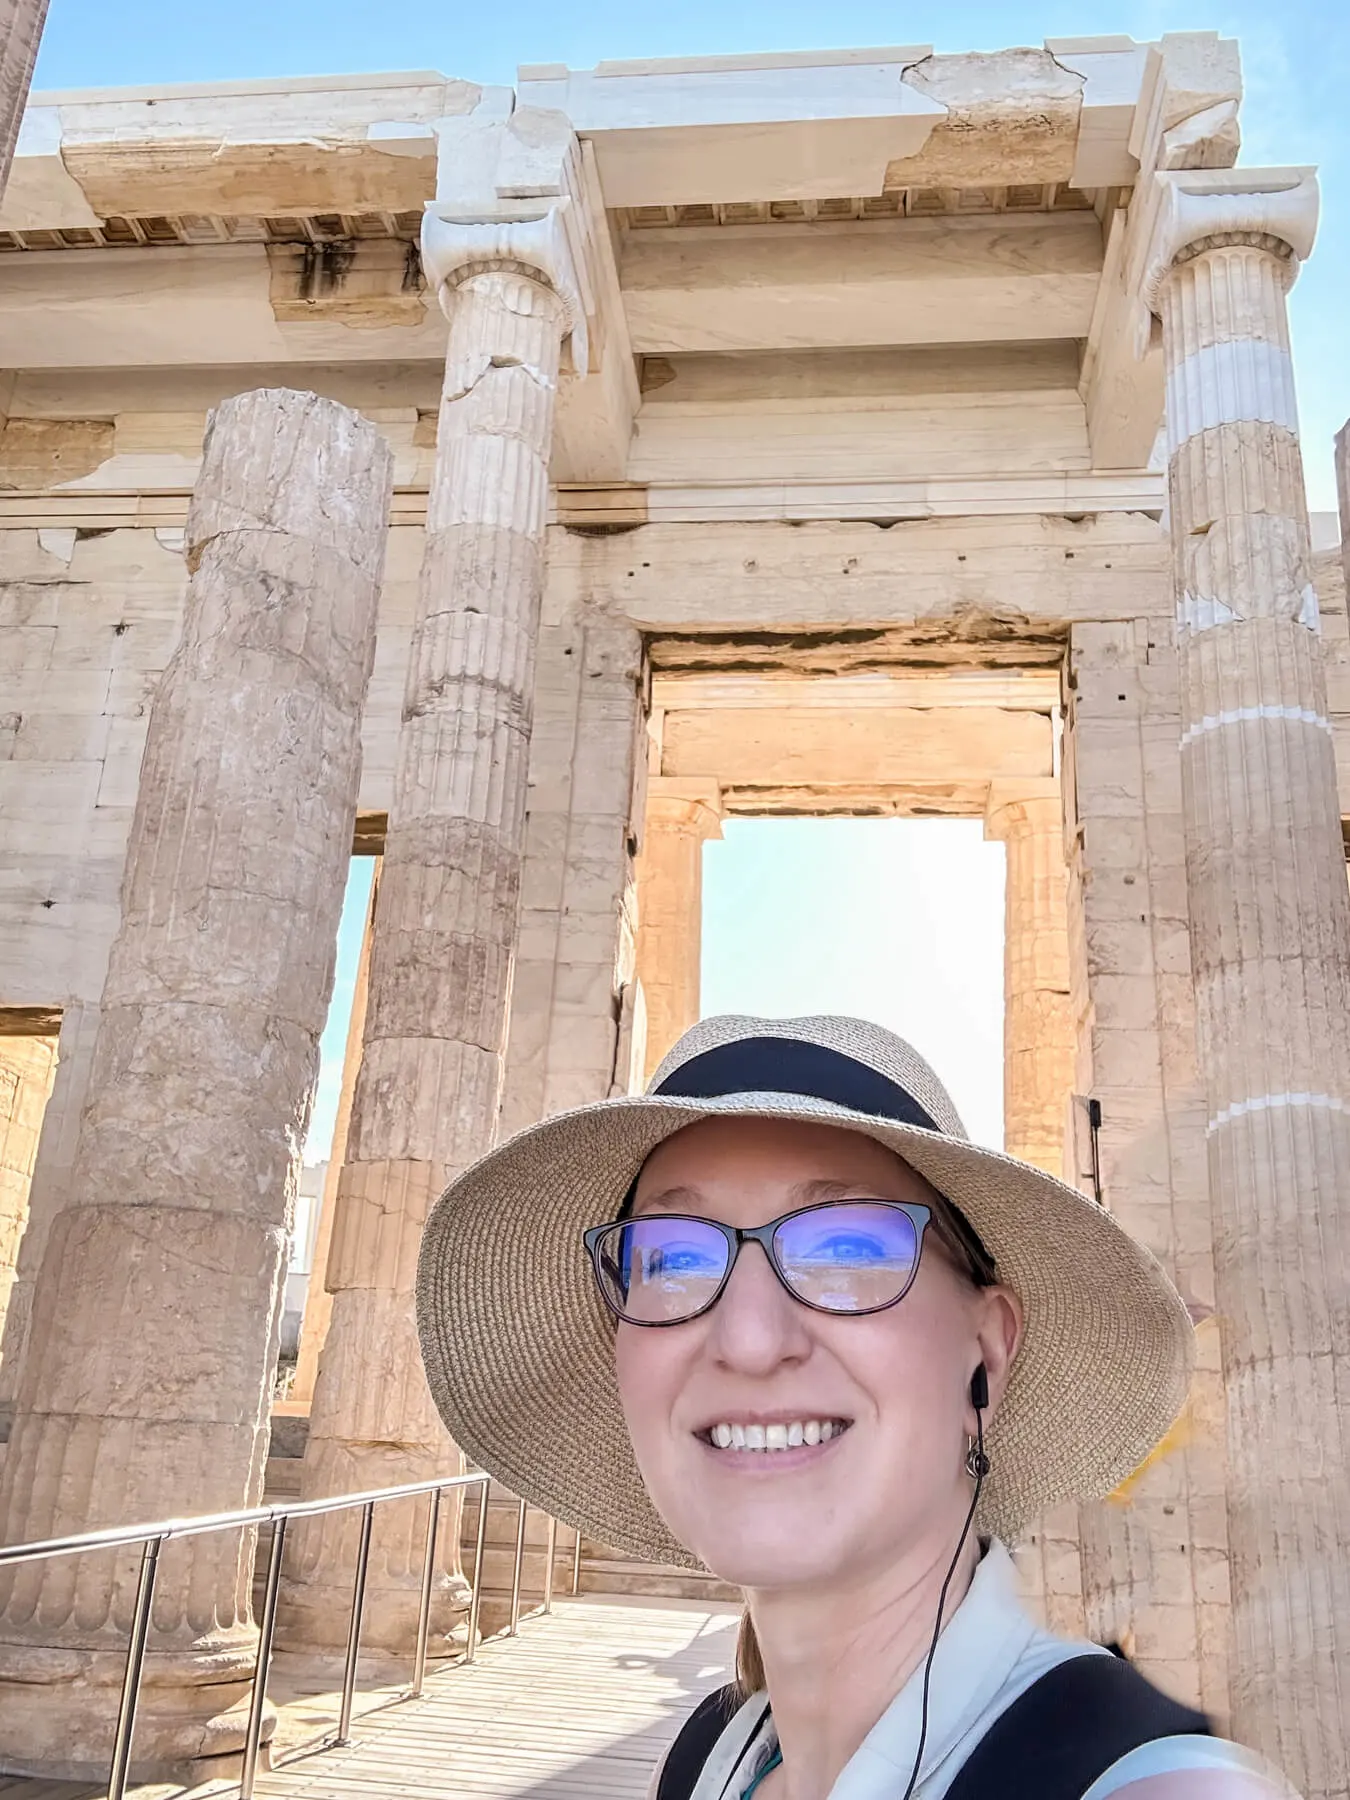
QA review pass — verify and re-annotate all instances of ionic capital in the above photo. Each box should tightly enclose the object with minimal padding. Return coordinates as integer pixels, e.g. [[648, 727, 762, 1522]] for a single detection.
[[645, 777, 724, 845], [421, 200, 588, 371], [984, 777, 1062, 844], [1139, 166, 1319, 314]]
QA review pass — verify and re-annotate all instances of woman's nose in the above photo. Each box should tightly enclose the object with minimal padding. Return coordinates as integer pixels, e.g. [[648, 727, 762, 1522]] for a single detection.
[[704, 1237, 813, 1374]]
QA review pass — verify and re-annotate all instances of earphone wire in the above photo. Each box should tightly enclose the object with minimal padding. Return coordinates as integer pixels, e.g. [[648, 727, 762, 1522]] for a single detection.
[[898, 1403, 987, 1800]]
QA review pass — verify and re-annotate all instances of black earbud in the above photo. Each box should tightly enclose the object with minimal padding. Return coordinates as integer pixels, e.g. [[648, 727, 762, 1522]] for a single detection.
[[903, 1364, 993, 1800]]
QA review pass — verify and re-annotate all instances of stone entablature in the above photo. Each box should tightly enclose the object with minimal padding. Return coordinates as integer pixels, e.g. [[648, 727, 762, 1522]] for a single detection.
[[0, 32, 1248, 490]]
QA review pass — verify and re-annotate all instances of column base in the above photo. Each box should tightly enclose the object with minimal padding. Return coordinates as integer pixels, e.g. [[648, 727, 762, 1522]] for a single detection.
[[280, 1429, 471, 1658], [277, 1566, 472, 1660], [0, 1634, 269, 1779]]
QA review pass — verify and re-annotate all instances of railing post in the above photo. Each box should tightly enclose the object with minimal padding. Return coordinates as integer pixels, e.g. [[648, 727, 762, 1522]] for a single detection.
[[465, 1477, 488, 1664], [543, 1515, 557, 1615], [107, 1534, 162, 1800], [335, 1501, 375, 1746], [508, 1496, 527, 1636], [0, 1471, 521, 1779], [409, 1487, 442, 1700], [240, 1515, 288, 1800], [571, 1525, 583, 1596]]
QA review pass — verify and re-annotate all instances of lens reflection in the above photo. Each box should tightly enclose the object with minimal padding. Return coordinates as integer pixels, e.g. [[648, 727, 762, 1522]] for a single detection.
[[597, 1218, 730, 1323], [773, 1202, 920, 1313]]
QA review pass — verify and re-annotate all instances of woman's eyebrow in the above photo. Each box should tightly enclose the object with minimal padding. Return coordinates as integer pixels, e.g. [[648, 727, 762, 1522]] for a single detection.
[[630, 1184, 701, 1213], [786, 1177, 874, 1203]]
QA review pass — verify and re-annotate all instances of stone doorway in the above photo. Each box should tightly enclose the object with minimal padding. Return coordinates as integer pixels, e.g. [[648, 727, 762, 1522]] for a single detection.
[[633, 662, 1074, 1182]]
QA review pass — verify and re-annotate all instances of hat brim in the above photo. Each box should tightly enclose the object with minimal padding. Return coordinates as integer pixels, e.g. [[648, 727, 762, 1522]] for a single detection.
[[415, 1091, 1194, 1564]]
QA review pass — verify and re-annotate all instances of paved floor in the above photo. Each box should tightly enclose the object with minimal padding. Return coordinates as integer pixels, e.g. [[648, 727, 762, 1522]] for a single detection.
[[0, 1597, 739, 1800]]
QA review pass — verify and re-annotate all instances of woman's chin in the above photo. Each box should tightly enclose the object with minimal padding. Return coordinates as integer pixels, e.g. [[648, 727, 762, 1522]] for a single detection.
[[680, 1519, 845, 1592]]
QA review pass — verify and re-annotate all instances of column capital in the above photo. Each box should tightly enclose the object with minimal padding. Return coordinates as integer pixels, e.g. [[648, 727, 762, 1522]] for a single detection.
[[984, 776, 1061, 841], [1138, 166, 1319, 314], [645, 776, 724, 843], [421, 200, 588, 368]]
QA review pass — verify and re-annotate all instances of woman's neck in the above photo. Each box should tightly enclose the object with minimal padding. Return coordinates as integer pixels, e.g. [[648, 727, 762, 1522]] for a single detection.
[[748, 1527, 981, 1800]]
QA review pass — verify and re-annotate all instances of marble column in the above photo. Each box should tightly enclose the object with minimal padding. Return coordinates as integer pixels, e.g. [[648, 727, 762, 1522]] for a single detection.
[[500, 621, 648, 1137], [288, 862, 380, 1410], [1146, 168, 1350, 1794], [282, 206, 583, 1653], [984, 778, 1074, 1178], [0, 390, 391, 1777], [1064, 620, 1227, 1718], [0, 0, 48, 199], [635, 779, 722, 1082]]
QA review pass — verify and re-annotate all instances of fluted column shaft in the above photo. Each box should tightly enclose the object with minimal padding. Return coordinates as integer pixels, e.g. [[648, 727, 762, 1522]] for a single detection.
[[0, 0, 48, 200], [0, 391, 391, 1777], [984, 782, 1074, 1177], [635, 783, 722, 1082], [284, 258, 570, 1652], [1158, 213, 1350, 1792]]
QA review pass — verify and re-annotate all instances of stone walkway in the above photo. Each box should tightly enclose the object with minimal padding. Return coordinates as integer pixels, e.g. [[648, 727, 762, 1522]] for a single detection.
[[0, 1597, 739, 1800]]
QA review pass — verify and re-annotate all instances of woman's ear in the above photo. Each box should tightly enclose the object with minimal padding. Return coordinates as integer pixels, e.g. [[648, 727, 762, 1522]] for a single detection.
[[968, 1283, 1024, 1433]]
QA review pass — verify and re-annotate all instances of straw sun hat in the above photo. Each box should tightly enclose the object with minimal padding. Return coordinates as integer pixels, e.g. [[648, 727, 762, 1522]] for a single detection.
[[415, 1014, 1194, 1564]]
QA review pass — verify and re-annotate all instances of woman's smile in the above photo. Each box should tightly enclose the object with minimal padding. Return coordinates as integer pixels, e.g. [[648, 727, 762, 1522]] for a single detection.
[[693, 1414, 855, 1471], [697, 1415, 853, 1452]]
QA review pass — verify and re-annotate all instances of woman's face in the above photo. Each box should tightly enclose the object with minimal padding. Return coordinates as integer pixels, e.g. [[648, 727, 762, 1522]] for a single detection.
[[613, 1115, 1022, 1595]]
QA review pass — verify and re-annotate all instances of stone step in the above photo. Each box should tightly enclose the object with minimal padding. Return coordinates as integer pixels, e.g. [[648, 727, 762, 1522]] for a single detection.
[[264, 1454, 302, 1498], [259, 1429, 737, 1614], [579, 1555, 741, 1604]]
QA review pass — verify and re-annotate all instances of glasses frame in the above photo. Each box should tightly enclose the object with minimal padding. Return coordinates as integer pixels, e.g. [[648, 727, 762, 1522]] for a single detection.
[[582, 1198, 934, 1328]]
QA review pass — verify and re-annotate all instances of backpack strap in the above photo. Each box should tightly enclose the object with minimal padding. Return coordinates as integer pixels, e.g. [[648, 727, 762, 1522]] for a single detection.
[[657, 1654, 1208, 1800], [656, 1684, 747, 1800], [945, 1653, 1210, 1800]]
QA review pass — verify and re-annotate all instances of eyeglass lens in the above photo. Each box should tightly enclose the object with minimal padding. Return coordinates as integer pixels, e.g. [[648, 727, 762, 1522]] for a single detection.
[[592, 1201, 922, 1324], [774, 1202, 920, 1313]]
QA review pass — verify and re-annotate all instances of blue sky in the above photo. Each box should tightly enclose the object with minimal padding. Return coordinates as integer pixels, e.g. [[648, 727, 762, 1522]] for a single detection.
[[33, 0, 1346, 1160], [703, 820, 1006, 1146]]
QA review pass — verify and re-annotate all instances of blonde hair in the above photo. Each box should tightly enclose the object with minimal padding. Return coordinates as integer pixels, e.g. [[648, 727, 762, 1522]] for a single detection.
[[736, 1605, 766, 1696]]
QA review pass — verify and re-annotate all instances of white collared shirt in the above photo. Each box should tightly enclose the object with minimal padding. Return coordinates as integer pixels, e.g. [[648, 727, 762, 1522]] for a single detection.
[[685, 1540, 1273, 1800]]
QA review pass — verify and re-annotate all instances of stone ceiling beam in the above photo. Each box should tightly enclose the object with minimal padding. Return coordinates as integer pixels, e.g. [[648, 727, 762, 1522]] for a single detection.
[[0, 72, 479, 231], [545, 514, 1171, 636], [650, 670, 1062, 713], [658, 703, 1053, 788], [0, 243, 450, 369], [521, 41, 1167, 207], [713, 780, 999, 818], [619, 211, 1103, 354], [520, 52, 944, 208]]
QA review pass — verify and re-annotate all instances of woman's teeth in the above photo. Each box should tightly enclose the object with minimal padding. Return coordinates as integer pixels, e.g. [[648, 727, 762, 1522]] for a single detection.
[[707, 1420, 849, 1452]]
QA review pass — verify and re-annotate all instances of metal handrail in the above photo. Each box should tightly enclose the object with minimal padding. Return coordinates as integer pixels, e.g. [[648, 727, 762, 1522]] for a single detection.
[[0, 1468, 563, 1800]]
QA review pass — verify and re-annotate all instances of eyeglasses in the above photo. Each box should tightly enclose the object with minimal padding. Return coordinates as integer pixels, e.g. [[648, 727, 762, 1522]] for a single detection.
[[583, 1199, 935, 1328]]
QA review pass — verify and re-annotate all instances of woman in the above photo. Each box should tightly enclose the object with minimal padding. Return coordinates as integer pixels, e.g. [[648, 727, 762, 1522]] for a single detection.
[[416, 1014, 1291, 1799]]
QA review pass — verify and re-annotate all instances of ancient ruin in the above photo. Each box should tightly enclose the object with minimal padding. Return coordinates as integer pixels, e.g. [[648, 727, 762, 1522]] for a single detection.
[[0, 31, 1345, 1794]]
